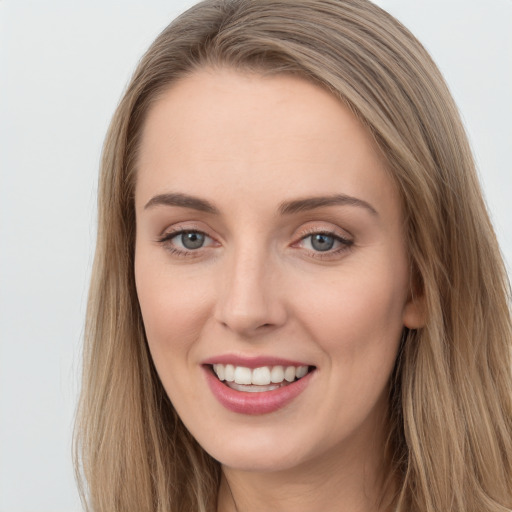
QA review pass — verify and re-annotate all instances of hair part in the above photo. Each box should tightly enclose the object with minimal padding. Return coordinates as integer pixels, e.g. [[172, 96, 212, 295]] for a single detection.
[[74, 1, 512, 511]]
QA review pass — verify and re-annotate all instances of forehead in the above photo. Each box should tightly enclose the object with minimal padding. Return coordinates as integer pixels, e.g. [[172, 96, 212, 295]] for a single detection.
[[135, 67, 399, 220]]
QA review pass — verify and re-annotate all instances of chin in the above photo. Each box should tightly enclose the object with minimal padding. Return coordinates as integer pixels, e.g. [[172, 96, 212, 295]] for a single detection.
[[213, 445, 308, 473], [191, 421, 328, 474]]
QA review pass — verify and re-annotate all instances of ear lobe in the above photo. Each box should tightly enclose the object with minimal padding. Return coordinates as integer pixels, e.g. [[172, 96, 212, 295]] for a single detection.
[[402, 293, 426, 329]]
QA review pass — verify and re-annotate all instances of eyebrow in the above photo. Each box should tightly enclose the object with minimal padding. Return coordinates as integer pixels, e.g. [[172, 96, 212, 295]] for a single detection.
[[144, 192, 219, 214], [144, 192, 378, 217], [279, 194, 378, 216]]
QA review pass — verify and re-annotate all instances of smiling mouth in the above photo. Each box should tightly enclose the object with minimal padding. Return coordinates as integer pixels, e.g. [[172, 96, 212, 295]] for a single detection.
[[209, 364, 316, 393]]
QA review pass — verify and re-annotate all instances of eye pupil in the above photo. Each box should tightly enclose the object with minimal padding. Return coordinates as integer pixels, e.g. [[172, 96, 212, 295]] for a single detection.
[[181, 232, 205, 249], [311, 234, 335, 251]]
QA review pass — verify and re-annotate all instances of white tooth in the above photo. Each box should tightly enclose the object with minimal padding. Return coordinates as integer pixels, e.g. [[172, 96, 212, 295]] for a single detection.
[[296, 365, 308, 378], [227, 382, 281, 392], [234, 366, 252, 385], [214, 364, 225, 381], [224, 364, 235, 382], [252, 366, 271, 385], [270, 365, 285, 383], [284, 366, 296, 382]]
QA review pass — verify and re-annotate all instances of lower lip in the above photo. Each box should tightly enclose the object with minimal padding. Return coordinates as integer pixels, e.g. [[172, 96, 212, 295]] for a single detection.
[[203, 366, 314, 415]]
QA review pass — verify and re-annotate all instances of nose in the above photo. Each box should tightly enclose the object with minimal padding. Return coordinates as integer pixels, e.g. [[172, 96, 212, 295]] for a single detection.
[[214, 245, 287, 337]]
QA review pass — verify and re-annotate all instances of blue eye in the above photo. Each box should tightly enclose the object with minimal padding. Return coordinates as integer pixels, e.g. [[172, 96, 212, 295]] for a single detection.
[[158, 230, 214, 253], [179, 231, 206, 250], [299, 231, 353, 254], [309, 233, 335, 251]]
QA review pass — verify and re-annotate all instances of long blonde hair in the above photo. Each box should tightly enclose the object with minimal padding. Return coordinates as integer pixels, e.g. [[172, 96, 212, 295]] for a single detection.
[[74, 1, 512, 511]]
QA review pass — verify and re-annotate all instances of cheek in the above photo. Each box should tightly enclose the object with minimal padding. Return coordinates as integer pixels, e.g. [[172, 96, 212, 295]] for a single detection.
[[134, 250, 212, 358], [292, 260, 408, 364], [290, 261, 408, 433]]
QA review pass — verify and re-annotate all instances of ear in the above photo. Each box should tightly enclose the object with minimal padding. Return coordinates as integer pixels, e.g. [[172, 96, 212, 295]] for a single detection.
[[402, 292, 426, 329]]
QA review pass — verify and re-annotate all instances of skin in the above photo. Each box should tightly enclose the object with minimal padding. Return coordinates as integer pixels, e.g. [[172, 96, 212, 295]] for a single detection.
[[134, 68, 424, 512]]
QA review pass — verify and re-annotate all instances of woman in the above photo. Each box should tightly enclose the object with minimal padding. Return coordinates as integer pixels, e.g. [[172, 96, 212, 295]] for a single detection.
[[74, 0, 512, 511]]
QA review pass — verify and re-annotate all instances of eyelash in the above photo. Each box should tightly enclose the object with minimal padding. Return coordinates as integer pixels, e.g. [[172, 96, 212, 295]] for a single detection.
[[156, 228, 353, 259], [293, 229, 353, 260], [157, 229, 216, 257]]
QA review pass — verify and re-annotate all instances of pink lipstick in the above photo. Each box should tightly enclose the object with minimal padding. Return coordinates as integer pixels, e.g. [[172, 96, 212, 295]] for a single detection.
[[202, 355, 315, 414]]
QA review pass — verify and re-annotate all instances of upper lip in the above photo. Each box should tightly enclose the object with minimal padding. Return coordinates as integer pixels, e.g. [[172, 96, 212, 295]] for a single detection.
[[201, 354, 312, 368]]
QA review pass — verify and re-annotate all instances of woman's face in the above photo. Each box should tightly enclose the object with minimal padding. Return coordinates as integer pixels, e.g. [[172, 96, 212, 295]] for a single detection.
[[134, 68, 422, 473]]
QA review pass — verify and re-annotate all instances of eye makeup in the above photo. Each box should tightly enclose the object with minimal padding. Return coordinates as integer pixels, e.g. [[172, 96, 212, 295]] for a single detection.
[[156, 224, 354, 261], [156, 228, 218, 258], [292, 227, 354, 261]]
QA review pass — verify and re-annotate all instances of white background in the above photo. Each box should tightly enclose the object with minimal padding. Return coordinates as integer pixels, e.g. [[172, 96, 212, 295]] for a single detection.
[[0, 1, 510, 511]]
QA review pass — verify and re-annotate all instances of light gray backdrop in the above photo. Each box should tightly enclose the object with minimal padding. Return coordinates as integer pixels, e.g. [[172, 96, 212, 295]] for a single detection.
[[0, 1, 510, 511]]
